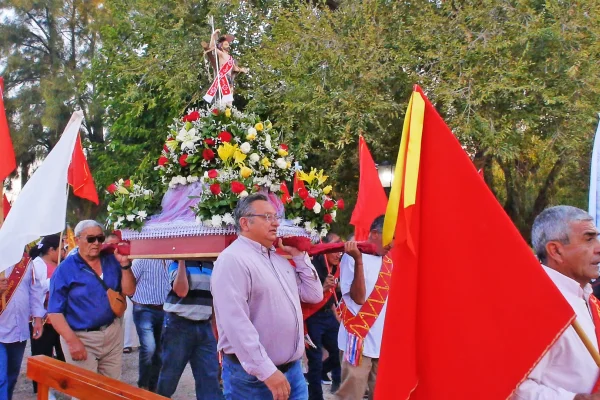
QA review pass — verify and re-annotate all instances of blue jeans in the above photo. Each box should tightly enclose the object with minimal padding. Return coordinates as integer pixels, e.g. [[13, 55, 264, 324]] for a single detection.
[[157, 313, 223, 400], [132, 304, 165, 391], [305, 310, 341, 400], [0, 341, 27, 400], [222, 357, 308, 400]]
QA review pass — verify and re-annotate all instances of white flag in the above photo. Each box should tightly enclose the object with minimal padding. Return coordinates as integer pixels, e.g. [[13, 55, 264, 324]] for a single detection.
[[589, 116, 600, 228], [0, 111, 84, 273]]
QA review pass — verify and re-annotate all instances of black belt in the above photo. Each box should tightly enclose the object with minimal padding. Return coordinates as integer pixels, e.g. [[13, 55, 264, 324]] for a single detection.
[[133, 301, 164, 311], [167, 312, 210, 324], [75, 323, 110, 332], [224, 353, 294, 374]]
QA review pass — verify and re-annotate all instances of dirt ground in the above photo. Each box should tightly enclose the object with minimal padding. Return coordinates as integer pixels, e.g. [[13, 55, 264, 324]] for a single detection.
[[12, 343, 337, 400]]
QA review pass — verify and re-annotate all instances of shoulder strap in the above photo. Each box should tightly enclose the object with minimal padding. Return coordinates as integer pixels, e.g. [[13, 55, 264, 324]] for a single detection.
[[80, 259, 110, 292]]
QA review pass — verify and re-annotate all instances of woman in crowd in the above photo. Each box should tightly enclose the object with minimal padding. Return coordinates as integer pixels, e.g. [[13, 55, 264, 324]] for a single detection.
[[28, 234, 65, 395], [48, 220, 136, 379]]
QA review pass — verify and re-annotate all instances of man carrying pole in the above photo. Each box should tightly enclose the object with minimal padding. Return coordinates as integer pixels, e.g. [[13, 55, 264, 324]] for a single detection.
[[512, 205, 600, 399]]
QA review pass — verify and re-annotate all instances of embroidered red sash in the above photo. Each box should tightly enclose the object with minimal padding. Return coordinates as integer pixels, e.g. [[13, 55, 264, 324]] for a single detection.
[[0, 255, 30, 316], [203, 57, 234, 104], [338, 255, 392, 366], [588, 295, 600, 392]]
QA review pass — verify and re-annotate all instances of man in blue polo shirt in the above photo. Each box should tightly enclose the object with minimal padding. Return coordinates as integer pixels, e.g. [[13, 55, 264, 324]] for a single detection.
[[48, 220, 136, 379], [156, 260, 223, 400]]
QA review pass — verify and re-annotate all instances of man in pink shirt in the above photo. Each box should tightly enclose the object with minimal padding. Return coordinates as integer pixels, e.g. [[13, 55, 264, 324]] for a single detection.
[[212, 193, 324, 400]]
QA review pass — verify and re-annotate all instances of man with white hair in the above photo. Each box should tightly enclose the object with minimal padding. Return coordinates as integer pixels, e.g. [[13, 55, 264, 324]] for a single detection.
[[512, 205, 600, 400], [48, 220, 136, 379]]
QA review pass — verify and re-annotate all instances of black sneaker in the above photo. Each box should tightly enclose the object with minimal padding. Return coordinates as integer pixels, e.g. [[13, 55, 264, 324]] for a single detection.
[[321, 373, 332, 385]]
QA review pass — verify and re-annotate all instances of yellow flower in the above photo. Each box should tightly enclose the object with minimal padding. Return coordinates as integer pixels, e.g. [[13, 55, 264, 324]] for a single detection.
[[165, 140, 178, 152], [117, 186, 129, 195], [278, 148, 288, 157], [234, 149, 247, 164], [323, 185, 333, 195], [316, 169, 328, 185], [217, 142, 236, 162], [255, 122, 264, 131], [240, 166, 252, 178], [298, 168, 317, 184], [266, 121, 273, 129], [286, 161, 291, 169], [225, 108, 232, 118], [261, 157, 271, 169], [246, 127, 257, 141]]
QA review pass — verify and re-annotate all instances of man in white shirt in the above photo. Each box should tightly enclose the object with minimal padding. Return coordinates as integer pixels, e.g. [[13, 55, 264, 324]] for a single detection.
[[335, 216, 392, 400], [512, 205, 600, 400]]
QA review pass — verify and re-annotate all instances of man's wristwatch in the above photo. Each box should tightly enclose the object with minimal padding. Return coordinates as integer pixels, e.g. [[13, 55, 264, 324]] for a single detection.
[[121, 263, 132, 270]]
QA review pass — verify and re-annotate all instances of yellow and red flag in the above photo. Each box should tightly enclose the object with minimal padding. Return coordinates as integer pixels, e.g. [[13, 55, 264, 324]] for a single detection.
[[375, 85, 575, 399]]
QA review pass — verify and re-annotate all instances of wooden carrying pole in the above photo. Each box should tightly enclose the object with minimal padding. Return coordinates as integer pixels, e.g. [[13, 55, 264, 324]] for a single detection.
[[572, 319, 600, 367]]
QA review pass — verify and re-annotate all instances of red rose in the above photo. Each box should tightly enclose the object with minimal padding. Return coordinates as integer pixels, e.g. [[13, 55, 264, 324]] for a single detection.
[[304, 197, 316, 210], [179, 154, 189, 167], [231, 181, 246, 194], [208, 169, 218, 179], [203, 149, 215, 161], [204, 138, 215, 146], [212, 109, 219, 116], [218, 131, 232, 143], [323, 214, 333, 224], [337, 198, 345, 210], [297, 188, 309, 200], [323, 199, 335, 210], [279, 144, 289, 151], [163, 144, 169, 152], [182, 111, 200, 122], [158, 156, 169, 166], [123, 179, 132, 188], [210, 183, 221, 195], [107, 183, 117, 194]]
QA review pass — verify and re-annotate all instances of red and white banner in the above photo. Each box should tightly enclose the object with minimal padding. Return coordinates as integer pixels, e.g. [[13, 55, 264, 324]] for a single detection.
[[204, 57, 234, 104]]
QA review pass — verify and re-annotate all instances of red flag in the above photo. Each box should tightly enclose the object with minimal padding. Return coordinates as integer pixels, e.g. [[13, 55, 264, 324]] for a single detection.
[[293, 171, 306, 193], [68, 134, 99, 205], [2, 193, 10, 219], [350, 135, 388, 241], [280, 182, 291, 203], [0, 78, 16, 181], [376, 86, 575, 399]]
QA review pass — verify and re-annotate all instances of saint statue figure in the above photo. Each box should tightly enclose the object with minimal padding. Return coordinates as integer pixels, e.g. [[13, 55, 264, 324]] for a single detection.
[[202, 29, 248, 105]]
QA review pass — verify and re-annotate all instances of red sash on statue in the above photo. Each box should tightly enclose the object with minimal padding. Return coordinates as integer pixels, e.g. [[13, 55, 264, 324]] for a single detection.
[[588, 295, 600, 392], [0, 254, 30, 317], [338, 255, 392, 366], [203, 57, 234, 104]]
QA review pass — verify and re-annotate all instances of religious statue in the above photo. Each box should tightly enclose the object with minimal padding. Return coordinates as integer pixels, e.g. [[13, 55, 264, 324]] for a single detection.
[[202, 29, 249, 105]]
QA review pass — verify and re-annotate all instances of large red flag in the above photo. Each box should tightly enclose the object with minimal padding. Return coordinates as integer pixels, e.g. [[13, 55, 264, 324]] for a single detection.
[[0, 78, 16, 181], [293, 171, 306, 193], [350, 135, 388, 241], [68, 134, 99, 204], [376, 86, 575, 399]]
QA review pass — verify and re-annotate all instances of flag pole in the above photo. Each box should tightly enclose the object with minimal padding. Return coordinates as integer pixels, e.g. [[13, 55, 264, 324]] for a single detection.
[[57, 184, 70, 264], [0, 184, 5, 309], [572, 319, 600, 367], [208, 15, 222, 104]]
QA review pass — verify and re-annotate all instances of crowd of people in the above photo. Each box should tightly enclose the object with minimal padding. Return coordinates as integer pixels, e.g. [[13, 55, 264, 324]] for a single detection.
[[1, 199, 600, 400]]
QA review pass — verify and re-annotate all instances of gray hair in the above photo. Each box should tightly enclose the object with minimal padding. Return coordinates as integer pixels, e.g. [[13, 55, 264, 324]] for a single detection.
[[531, 205, 593, 263], [233, 193, 269, 232], [370, 215, 385, 233], [74, 220, 104, 237]]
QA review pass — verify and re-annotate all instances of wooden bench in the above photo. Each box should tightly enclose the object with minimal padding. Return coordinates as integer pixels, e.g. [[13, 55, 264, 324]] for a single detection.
[[27, 355, 167, 400]]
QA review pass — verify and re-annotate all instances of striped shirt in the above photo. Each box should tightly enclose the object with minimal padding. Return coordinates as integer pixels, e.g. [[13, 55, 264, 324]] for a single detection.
[[131, 259, 171, 306], [163, 261, 214, 321]]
